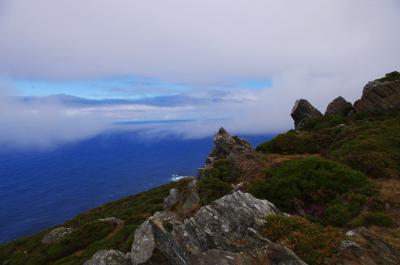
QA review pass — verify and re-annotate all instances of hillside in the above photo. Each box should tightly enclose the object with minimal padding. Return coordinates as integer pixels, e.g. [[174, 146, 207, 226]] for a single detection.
[[2, 71, 400, 265]]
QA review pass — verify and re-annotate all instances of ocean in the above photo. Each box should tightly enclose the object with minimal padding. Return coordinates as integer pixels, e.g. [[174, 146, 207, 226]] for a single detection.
[[0, 130, 271, 243]]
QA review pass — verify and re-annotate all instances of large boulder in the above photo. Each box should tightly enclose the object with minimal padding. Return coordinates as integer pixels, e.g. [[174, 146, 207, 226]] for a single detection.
[[41, 227, 73, 244], [291, 99, 323, 130], [84, 250, 131, 265], [130, 191, 307, 265], [354, 72, 400, 113], [325, 96, 353, 116]]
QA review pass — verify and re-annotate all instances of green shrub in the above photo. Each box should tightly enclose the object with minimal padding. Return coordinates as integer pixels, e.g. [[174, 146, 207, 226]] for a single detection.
[[201, 159, 236, 182], [256, 131, 320, 154], [198, 176, 231, 205], [363, 212, 394, 227], [249, 157, 373, 226], [302, 115, 347, 130], [377, 71, 400, 82], [327, 115, 400, 178], [262, 215, 344, 265]]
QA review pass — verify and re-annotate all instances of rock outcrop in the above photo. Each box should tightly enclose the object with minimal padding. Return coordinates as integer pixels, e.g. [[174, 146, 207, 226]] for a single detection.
[[163, 179, 201, 216], [84, 250, 131, 265], [327, 227, 400, 265], [354, 75, 400, 113], [325, 96, 352, 116], [130, 191, 307, 265], [205, 127, 253, 166], [291, 99, 323, 130], [41, 227, 73, 244]]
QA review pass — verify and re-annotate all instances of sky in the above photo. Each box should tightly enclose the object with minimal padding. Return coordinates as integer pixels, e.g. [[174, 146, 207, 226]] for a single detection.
[[0, 0, 399, 148]]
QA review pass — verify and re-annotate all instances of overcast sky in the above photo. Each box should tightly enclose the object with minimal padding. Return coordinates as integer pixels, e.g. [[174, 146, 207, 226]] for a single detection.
[[0, 0, 399, 148]]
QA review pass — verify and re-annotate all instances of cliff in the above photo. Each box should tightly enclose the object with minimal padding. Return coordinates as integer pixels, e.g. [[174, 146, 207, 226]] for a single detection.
[[2, 72, 400, 265]]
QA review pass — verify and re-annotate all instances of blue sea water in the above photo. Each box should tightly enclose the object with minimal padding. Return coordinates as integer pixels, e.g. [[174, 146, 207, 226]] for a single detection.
[[0, 131, 271, 243]]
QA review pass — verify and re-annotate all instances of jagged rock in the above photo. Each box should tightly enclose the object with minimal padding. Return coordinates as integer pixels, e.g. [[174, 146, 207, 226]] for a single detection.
[[84, 250, 131, 265], [163, 179, 200, 216], [354, 76, 400, 113], [163, 188, 181, 210], [327, 227, 400, 265], [98, 217, 124, 226], [325, 96, 353, 116], [205, 127, 253, 165], [291, 99, 323, 130], [41, 227, 73, 244], [131, 191, 306, 265]]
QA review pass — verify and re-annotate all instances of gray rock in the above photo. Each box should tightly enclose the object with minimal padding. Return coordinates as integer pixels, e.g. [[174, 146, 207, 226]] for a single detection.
[[205, 127, 253, 165], [41, 227, 73, 244], [163, 188, 181, 210], [328, 227, 400, 265], [354, 78, 400, 113], [164, 179, 200, 217], [325, 96, 352, 116], [291, 99, 323, 130], [84, 250, 131, 265], [131, 211, 187, 265], [98, 217, 124, 226], [131, 191, 307, 265]]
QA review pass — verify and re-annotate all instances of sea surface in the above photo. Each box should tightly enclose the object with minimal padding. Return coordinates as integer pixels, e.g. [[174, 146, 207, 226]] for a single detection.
[[0, 130, 271, 243]]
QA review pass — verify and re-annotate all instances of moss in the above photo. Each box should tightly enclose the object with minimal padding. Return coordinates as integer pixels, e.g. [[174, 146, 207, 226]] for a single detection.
[[262, 215, 344, 265], [249, 157, 373, 226]]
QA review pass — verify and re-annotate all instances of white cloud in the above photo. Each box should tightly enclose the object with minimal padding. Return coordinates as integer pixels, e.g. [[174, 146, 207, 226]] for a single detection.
[[0, 86, 108, 148], [0, 0, 399, 146]]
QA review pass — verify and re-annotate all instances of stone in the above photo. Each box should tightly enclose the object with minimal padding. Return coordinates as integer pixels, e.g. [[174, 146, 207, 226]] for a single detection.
[[130, 191, 306, 265], [354, 77, 400, 113], [325, 96, 353, 116], [327, 227, 400, 265], [41, 227, 73, 244], [205, 127, 253, 165], [84, 250, 131, 265], [291, 99, 323, 130], [98, 217, 124, 226], [163, 188, 181, 210], [163, 179, 201, 216]]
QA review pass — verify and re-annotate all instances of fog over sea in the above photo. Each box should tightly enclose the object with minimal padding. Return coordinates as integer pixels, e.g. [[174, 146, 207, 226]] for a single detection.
[[0, 129, 271, 243]]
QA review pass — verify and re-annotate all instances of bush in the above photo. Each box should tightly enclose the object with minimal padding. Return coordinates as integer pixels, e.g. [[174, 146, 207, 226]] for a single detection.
[[377, 71, 400, 82], [249, 157, 373, 226], [302, 115, 347, 130], [327, 115, 400, 178], [256, 131, 321, 154], [198, 176, 231, 205], [262, 215, 343, 265], [363, 212, 394, 227], [200, 159, 236, 182]]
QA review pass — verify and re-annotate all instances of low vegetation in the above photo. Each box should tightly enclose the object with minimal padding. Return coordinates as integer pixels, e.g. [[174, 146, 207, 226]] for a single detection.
[[198, 159, 235, 204], [262, 215, 344, 265], [0, 182, 176, 265], [249, 157, 374, 226], [257, 110, 400, 178], [377, 71, 400, 82]]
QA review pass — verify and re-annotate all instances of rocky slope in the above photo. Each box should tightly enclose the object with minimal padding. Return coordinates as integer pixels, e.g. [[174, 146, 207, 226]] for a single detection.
[[2, 72, 400, 265]]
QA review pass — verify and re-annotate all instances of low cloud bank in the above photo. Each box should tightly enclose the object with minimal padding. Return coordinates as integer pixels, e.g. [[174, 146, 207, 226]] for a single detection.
[[0, 70, 380, 149], [0, 87, 108, 149]]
